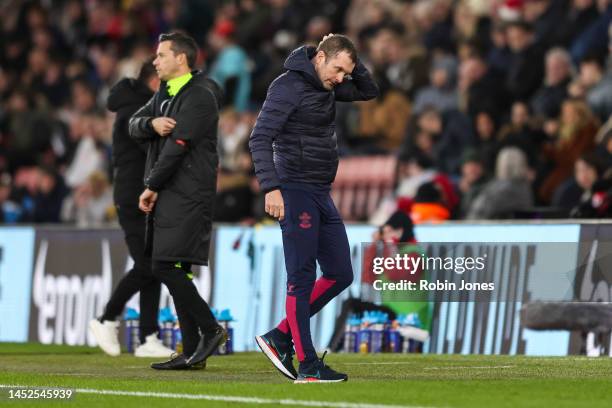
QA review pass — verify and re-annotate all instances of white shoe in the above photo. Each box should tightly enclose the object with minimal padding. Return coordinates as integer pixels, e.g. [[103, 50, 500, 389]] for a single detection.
[[89, 319, 120, 356], [134, 333, 175, 358]]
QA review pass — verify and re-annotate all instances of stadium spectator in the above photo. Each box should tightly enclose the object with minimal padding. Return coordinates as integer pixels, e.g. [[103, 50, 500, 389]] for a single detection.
[[0, 173, 21, 223], [410, 181, 451, 224], [553, 152, 605, 212], [504, 20, 545, 102], [497, 101, 545, 169], [539, 99, 599, 202], [472, 109, 500, 173], [395, 152, 438, 199], [467, 147, 534, 219], [554, 0, 600, 48], [0, 0, 611, 224], [578, 53, 612, 121], [32, 165, 69, 223], [61, 170, 115, 227], [215, 108, 255, 221], [401, 107, 444, 164], [569, 0, 612, 64], [434, 109, 475, 175], [458, 54, 507, 119], [413, 54, 459, 114], [457, 149, 489, 218], [1, 87, 53, 171], [208, 19, 252, 112], [487, 23, 513, 78], [530, 47, 573, 119]]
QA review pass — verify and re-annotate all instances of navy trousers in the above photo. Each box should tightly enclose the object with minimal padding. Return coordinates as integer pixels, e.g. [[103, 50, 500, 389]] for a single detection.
[[276, 183, 353, 363]]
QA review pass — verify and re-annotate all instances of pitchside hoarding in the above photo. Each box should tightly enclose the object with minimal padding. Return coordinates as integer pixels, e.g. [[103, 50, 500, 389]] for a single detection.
[[211, 225, 374, 353], [213, 224, 585, 355], [569, 224, 612, 354], [28, 228, 127, 346], [1, 223, 610, 355], [414, 224, 581, 356], [0, 227, 35, 342], [26, 228, 213, 346]]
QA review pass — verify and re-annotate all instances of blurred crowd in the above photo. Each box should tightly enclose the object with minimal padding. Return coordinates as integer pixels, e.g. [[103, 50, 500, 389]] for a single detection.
[[0, 0, 611, 226]]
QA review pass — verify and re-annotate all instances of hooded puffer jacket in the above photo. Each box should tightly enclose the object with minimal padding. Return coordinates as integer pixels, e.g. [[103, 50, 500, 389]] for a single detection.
[[249, 46, 379, 192]]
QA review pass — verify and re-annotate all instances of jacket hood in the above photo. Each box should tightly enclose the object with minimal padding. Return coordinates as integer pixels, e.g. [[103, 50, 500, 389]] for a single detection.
[[191, 71, 225, 109], [106, 78, 153, 112], [284, 46, 325, 90]]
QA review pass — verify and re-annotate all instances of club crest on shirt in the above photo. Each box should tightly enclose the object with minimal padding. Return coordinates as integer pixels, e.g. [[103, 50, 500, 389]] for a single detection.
[[298, 212, 312, 229]]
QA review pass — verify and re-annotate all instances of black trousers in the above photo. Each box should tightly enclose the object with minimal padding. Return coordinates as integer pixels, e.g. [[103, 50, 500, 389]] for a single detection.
[[152, 260, 218, 356], [101, 205, 161, 343]]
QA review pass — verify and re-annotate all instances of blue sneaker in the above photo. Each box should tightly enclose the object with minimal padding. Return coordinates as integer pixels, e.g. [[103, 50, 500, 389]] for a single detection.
[[255, 329, 297, 380], [294, 351, 348, 384]]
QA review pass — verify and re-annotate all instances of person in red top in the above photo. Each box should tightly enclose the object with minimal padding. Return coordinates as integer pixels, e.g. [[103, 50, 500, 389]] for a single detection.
[[362, 210, 431, 330], [362, 210, 422, 287]]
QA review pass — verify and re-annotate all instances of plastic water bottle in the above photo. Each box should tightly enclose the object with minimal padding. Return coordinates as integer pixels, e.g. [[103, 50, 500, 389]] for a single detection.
[[158, 307, 177, 349], [174, 323, 183, 354], [370, 312, 385, 353], [386, 320, 401, 353], [399, 313, 424, 353], [217, 309, 234, 355], [348, 315, 361, 353], [343, 315, 360, 353], [407, 313, 423, 352], [358, 312, 373, 354], [124, 308, 140, 353]]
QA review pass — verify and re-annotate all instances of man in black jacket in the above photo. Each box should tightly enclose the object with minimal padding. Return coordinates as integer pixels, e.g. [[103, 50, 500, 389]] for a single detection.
[[90, 58, 174, 359], [129, 32, 225, 370], [249, 34, 379, 383]]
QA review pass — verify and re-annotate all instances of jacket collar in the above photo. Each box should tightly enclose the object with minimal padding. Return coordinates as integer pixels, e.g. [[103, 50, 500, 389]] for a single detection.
[[284, 46, 326, 90]]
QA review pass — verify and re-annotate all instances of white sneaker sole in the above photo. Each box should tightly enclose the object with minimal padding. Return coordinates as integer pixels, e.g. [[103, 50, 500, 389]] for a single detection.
[[255, 335, 296, 380], [294, 378, 348, 384], [134, 348, 174, 358], [88, 320, 120, 357]]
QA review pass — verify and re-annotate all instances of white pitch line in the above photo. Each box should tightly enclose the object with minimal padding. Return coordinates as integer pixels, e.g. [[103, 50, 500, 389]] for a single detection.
[[0, 384, 436, 408], [343, 362, 416, 365], [424, 365, 514, 370], [342, 362, 514, 370]]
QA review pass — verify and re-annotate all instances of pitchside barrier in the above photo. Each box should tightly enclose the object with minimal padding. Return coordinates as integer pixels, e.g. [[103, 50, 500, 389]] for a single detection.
[[1, 222, 611, 356]]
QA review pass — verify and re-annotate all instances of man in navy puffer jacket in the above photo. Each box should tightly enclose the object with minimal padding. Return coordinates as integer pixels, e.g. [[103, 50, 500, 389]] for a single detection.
[[250, 34, 378, 383]]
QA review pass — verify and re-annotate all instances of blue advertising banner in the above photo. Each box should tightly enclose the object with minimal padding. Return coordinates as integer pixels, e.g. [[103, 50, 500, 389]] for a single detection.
[[212, 225, 375, 352], [213, 223, 582, 355], [415, 224, 581, 356], [0, 227, 35, 342]]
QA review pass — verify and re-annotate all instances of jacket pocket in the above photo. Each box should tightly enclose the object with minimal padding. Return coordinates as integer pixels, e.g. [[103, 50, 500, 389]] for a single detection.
[[154, 190, 187, 228]]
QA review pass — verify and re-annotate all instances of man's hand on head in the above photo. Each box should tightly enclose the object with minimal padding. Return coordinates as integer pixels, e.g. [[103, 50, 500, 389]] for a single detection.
[[318, 33, 335, 48], [265, 189, 285, 221], [151, 117, 176, 136]]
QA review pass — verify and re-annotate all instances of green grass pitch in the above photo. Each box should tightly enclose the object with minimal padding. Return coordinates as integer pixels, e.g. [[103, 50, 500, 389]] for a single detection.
[[0, 343, 611, 407]]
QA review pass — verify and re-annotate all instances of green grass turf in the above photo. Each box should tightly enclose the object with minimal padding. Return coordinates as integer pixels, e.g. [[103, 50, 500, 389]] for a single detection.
[[0, 343, 611, 407]]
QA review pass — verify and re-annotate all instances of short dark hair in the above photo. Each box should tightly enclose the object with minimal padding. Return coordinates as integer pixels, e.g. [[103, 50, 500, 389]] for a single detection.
[[581, 51, 606, 69], [578, 152, 605, 177], [158, 32, 198, 68], [137, 56, 157, 82], [505, 20, 534, 33], [316, 34, 357, 63]]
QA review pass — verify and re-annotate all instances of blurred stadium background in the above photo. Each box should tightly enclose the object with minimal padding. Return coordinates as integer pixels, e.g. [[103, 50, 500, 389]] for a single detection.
[[1, 0, 612, 406]]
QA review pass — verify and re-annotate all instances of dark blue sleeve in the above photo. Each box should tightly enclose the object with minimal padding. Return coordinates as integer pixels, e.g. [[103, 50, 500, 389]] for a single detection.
[[248, 76, 299, 193], [334, 60, 379, 102]]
